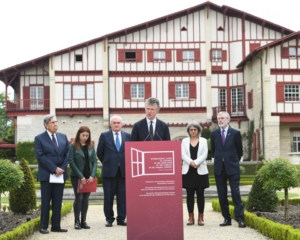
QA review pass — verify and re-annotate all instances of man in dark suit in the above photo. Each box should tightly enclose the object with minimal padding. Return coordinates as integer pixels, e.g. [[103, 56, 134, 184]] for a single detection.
[[34, 114, 70, 234], [130, 97, 170, 141], [97, 115, 131, 227], [210, 111, 246, 228]]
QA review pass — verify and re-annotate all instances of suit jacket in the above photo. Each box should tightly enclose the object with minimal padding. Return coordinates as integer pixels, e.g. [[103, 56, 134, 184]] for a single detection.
[[130, 118, 170, 141], [34, 131, 70, 181], [210, 126, 243, 176], [181, 137, 208, 175], [96, 130, 131, 177], [69, 143, 98, 179]]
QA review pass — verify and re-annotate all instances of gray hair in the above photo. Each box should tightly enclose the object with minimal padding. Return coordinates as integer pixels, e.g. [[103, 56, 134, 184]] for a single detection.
[[186, 121, 202, 137], [217, 111, 230, 120], [43, 114, 56, 129], [110, 115, 123, 124], [145, 97, 160, 111]]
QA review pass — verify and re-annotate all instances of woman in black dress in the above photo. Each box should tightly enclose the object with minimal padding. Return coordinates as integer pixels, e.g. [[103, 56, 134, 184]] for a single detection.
[[182, 121, 209, 226]]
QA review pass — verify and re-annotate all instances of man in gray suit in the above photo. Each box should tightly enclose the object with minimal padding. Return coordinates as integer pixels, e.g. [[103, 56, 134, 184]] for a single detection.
[[210, 111, 246, 228], [97, 115, 131, 227]]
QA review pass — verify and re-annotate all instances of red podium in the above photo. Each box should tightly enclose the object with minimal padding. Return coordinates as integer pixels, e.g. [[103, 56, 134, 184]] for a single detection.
[[125, 141, 183, 240]]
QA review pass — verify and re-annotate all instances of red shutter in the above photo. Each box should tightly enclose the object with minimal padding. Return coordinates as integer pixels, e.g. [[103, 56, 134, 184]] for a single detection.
[[168, 82, 175, 99], [136, 50, 143, 62], [176, 50, 182, 62], [123, 83, 131, 99], [247, 91, 253, 109], [23, 86, 30, 109], [44, 86, 50, 108], [147, 50, 153, 62], [210, 49, 212, 61], [145, 82, 152, 99], [276, 82, 285, 102], [166, 50, 172, 62], [189, 82, 196, 98], [118, 50, 125, 62], [281, 47, 289, 58], [250, 43, 260, 52], [222, 50, 227, 61], [194, 49, 200, 62]]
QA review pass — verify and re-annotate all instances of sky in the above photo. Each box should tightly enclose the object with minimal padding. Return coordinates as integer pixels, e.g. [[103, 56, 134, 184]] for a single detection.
[[1, 0, 299, 93]]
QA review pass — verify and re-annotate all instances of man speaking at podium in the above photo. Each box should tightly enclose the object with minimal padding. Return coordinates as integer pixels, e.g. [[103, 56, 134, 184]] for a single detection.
[[131, 97, 170, 141]]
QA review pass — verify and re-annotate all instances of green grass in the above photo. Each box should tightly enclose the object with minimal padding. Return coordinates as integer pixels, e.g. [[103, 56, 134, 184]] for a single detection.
[[277, 192, 299, 199]]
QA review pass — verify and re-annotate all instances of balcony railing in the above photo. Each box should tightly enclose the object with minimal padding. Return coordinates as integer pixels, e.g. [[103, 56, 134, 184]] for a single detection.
[[6, 99, 50, 111], [212, 105, 247, 119]]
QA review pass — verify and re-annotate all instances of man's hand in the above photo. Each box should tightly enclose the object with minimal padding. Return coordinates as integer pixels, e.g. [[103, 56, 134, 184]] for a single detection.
[[55, 167, 64, 177]]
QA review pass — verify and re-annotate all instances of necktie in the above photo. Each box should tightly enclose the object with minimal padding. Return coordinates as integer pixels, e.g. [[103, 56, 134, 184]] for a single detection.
[[51, 134, 58, 150], [221, 130, 225, 145], [149, 121, 153, 140], [115, 132, 120, 151]]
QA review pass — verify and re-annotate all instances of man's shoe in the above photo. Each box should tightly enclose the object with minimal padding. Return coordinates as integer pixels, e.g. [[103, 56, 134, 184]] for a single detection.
[[105, 221, 113, 227], [219, 219, 232, 226], [117, 220, 127, 226], [39, 228, 49, 234], [51, 227, 68, 232], [238, 220, 246, 228]]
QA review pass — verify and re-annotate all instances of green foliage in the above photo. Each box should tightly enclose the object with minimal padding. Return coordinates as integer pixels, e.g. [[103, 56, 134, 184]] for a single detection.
[[0, 93, 11, 140], [201, 128, 211, 139], [246, 161, 279, 212], [9, 158, 37, 214], [16, 141, 37, 164], [240, 165, 246, 174], [31, 168, 38, 180], [206, 139, 212, 160]]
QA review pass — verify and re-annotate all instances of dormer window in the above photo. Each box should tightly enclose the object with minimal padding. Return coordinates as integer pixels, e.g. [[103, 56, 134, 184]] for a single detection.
[[75, 55, 82, 62]]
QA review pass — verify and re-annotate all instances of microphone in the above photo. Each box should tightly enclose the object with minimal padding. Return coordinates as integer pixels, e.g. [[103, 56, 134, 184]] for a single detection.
[[144, 132, 150, 141], [155, 132, 162, 141]]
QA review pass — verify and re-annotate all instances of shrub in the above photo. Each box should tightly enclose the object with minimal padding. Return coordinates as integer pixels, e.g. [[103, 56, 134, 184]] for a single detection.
[[246, 161, 278, 212], [31, 168, 38, 180], [9, 158, 37, 214], [201, 128, 211, 139], [16, 141, 37, 164]]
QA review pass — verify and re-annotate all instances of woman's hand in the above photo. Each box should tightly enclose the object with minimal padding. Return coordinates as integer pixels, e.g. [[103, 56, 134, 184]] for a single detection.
[[189, 161, 197, 168], [80, 178, 87, 184], [87, 176, 94, 183]]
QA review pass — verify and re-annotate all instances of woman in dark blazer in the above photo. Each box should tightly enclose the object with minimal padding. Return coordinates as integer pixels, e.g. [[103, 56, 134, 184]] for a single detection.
[[182, 121, 209, 226], [69, 126, 97, 230]]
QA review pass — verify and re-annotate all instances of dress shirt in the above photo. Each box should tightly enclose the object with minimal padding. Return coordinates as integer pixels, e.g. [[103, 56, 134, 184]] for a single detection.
[[113, 131, 122, 146], [146, 118, 156, 133], [47, 130, 58, 145]]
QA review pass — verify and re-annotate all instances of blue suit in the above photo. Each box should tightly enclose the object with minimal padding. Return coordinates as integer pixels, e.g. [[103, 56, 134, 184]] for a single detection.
[[96, 130, 131, 223], [130, 118, 170, 141], [34, 131, 70, 229], [210, 126, 244, 222]]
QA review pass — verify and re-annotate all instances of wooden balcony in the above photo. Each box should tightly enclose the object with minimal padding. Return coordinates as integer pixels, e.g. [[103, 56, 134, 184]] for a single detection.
[[212, 105, 247, 119], [6, 99, 50, 112]]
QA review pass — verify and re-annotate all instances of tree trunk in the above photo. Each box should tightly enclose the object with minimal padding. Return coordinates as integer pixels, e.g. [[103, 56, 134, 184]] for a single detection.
[[284, 188, 289, 220]]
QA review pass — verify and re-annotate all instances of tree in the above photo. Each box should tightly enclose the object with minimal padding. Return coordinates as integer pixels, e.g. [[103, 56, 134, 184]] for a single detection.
[[0, 159, 24, 208], [257, 158, 300, 220], [0, 92, 11, 140]]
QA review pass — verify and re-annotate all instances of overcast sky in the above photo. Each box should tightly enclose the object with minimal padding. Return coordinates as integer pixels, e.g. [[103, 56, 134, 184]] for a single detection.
[[1, 0, 299, 93]]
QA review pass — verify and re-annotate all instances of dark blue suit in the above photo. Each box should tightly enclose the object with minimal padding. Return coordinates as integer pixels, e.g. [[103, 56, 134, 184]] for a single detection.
[[210, 126, 244, 222], [97, 130, 131, 223], [34, 131, 69, 229], [130, 118, 170, 141]]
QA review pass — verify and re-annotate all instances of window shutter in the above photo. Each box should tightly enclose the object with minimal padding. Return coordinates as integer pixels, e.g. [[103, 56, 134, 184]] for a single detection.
[[210, 49, 212, 61], [281, 47, 289, 58], [176, 50, 182, 62], [166, 50, 172, 62], [247, 91, 253, 109], [136, 50, 143, 62], [276, 82, 285, 102], [194, 49, 200, 62], [222, 50, 227, 61], [189, 82, 196, 98], [145, 82, 152, 99], [147, 50, 154, 62], [250, 43, 260, 52], [118, 50, 125, 62], [168, 82, 175, 99], [124, 83, 131, 99], [23, 86, 30, 109], [44, 86, 50, 108]]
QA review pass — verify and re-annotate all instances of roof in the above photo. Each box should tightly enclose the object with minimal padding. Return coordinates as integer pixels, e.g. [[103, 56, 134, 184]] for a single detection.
[[0, 1, 294, 78]]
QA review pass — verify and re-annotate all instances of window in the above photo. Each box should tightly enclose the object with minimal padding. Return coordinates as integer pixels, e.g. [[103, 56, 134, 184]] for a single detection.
[[231, 88, 244, 116], [154, 51, 166, 62], [64, 84, 94, 100], [30, 86, 44, 110], [131, 84, 144, 99], [125, 52, 136, 62], [219, 89, 226, 111], [292, 131, 300, 152], [210, 49, 227, 62], [285, 85, 299, 101], [147, 50, 172, 62], [75, 55, 82, 62], [118, 50, 143, 62], [175, 83, 189, 98], [282, 47, 300, 58], [182, 51, 194, 62], [176, 49, 200, 62]]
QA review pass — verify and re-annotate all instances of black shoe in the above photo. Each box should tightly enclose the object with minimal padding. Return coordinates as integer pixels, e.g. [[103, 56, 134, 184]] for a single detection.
[[105, 221, 113, 227], [238, 220, 246, 228], [39, 228, 49, 234], [51, 227, 68, 232], [81, 221, 91, 229], [117, 220, 127, 226], [219, 219, 232, 226], [74, 219, 82, 230]]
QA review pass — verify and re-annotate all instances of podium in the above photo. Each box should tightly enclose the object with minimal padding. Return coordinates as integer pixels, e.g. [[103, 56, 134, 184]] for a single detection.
[[125, 141, 183, 240]]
